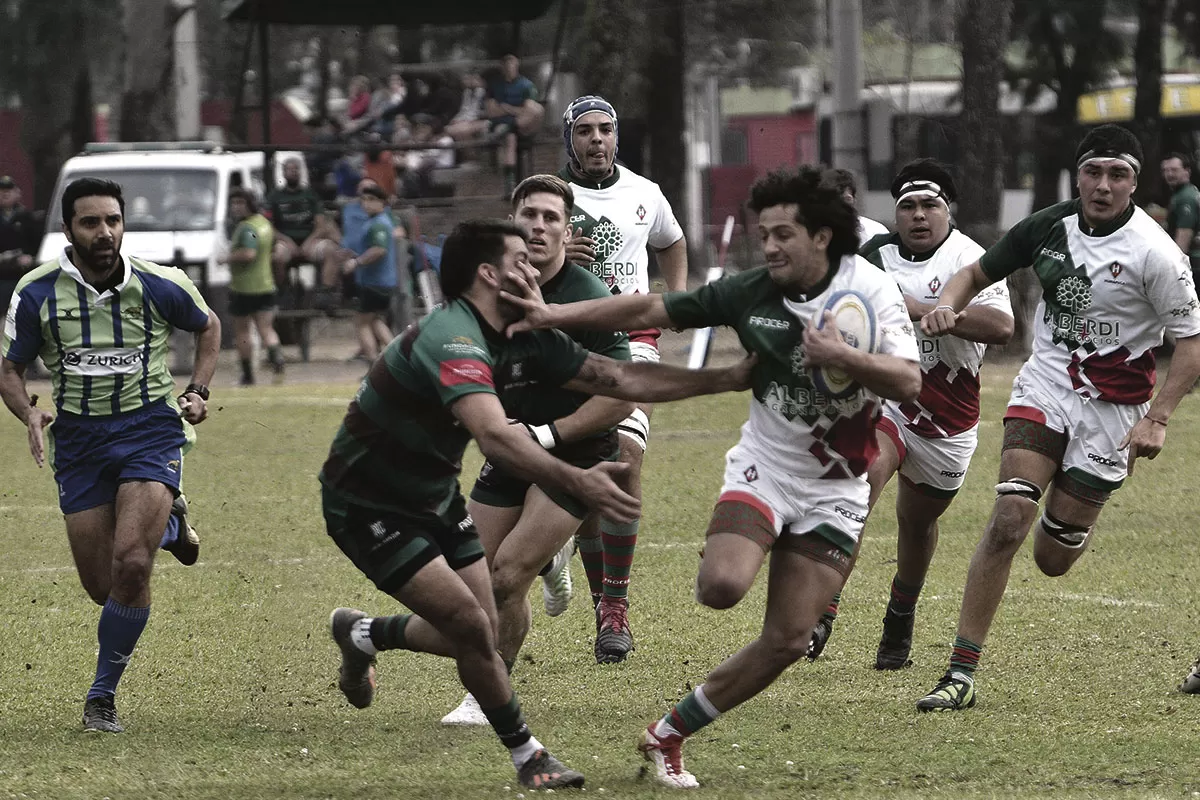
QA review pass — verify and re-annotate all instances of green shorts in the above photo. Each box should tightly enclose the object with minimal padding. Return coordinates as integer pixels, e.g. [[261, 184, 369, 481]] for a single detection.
[[469, 433, 618, 520], [322, 486, 484, 595]]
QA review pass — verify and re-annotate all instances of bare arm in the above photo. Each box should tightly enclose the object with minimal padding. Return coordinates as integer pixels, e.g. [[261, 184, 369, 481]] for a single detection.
[[920, 261, 994, 336], [1119, 332, 1200, 475], [655, 237, 689, 293], [551, 395, 636, 444], [802, 315, 921, 402], [178, 312, 221, 425], [1175, 228, 1195, 253], [354, 246, 388, 266], [904, 294, 1013, 345], [562, 351, 754, 403], [453, 392, 639, 522], [505, 292, 674, 336], [0, 358, 55, 467]]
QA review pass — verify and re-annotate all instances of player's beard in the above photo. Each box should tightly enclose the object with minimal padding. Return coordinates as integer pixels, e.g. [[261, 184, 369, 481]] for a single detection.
[[497, 278, 525, 325], [75, 235, 122, 276]]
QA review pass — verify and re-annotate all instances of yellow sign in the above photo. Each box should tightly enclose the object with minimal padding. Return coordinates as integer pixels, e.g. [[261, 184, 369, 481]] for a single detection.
[[1078, 82, 1200, 123]]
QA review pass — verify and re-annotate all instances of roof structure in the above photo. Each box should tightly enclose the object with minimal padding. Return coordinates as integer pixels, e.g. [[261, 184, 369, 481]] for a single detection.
[[221, 0, 554, 26]]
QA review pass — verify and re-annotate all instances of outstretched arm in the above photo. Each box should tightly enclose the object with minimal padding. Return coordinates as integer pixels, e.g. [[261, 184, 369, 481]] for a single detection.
[[920, 261, 994, 337], [504, 291, 674, 336], [561, 351, 755, 403]]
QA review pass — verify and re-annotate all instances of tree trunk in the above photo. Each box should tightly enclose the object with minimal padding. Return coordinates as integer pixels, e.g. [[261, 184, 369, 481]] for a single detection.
[[1131, 0, 1167, 205], [645, 0, 686, 237], [956, 0, 1014, 246], [119, 0, 178, 141]]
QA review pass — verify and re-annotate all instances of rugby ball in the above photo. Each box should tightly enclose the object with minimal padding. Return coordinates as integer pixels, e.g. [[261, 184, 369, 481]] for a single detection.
[[811, 289, 879, 399]]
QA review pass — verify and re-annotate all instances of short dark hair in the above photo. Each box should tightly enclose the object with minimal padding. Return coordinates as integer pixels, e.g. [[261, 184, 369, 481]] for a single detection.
[[229, 187, 258, 213], [62, 177, 125, 227], [1163, 152, 1194, 172], [748, 166, 859, 262], [511, 174, 574, 216], [825, 168, 858, 198], [439, 219, 528, 300], [360, 184, 387, 201], [1075, 124, 1144, 170], [890, 158, 958, 204]]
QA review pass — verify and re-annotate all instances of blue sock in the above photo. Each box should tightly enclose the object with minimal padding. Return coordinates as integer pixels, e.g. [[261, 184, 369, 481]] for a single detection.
[[87, 599, 151, 700], [158, 512, 180, 550]]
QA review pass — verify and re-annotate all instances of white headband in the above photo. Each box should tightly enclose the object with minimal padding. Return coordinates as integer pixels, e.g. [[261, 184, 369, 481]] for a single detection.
[[895, 180, 950, 207], [1076, 150, 1141, 174]]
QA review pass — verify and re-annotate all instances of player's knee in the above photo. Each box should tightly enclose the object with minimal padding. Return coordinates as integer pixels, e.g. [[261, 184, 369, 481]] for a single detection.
[[987, 480, 1043, 551], [695, 573, 749, 610], [760, 625, 811, 667], [1033, 513, 1090, 577], [444, 604, 495, 657], [489, 557, 534, 605], [110, 550, 154, 594]]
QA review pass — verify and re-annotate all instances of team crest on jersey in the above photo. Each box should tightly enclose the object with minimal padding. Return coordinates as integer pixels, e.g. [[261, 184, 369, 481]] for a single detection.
[[1108, 262, 1122, 279], [928, 276, 941, 294], [511, 362, 523, 379], [790, 343, 807, 377], [636, 204, 646, 221], [743, 465, 759, 482]]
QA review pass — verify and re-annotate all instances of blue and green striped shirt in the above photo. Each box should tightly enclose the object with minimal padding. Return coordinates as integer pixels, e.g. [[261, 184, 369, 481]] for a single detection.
[[2, 251, 211, 416]]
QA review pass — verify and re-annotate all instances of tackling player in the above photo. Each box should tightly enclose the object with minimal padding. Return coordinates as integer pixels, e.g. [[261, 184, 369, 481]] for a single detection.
[[320, 219, 753, 789], [504, 166, 921, 787], [0, 178, 218, 733], [553, 95, 689, 664], [806, 160, 1014, 667], [439, 175, 635, 726], [915, 124, 1200, 711]]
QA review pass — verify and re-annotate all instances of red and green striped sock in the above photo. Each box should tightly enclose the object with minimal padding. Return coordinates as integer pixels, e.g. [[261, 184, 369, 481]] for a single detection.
[[601, 518, 638, 600], [820, 592, 842, 623], [949, 635, 982, 677], [577, 534, 605, 603], [653, 684, 721, 740], [888, 576, 923, 616]]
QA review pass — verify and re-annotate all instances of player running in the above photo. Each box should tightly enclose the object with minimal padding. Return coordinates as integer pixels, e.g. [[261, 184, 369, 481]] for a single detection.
[[320, 219, 752, 789], [0, 178, 218, 733], [806, 160, 1014, 667], [915, 124, 1200, 712], [440, 175, 635, 726], [503, 166, 921, 787], [549, 95, 689, 664]]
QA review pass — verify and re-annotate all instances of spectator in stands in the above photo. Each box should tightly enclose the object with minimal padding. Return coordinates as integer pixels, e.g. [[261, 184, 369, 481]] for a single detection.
[[397, 114, 455, 199], [305, 117, 343, 200], [266, 158, 339, 285], [362, 142, 397, 198], [336, 184, 397, 362], [0, 175, 39, 317], [486, 53, 545, 195], [445, 72, 488, 142], [227, 188, 285, 385], [346, 75, 372, 123]]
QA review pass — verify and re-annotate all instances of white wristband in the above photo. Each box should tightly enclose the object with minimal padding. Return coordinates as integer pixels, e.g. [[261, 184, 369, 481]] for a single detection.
[[527, 423, 559, 449], [934, 305, 956, 313]]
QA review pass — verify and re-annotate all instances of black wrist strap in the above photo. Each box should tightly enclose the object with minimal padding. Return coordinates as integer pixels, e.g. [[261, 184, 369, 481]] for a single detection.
[[183, 383, 209, 401]]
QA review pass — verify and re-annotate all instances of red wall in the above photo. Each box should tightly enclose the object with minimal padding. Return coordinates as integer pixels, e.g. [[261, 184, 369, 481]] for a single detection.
[[726, 112, 818, 171], [0, 111, 36, 201]]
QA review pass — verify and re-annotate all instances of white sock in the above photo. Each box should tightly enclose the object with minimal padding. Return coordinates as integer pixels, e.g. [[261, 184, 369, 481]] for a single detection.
[[350, 618, 378, 656], [510, 735, 544, 768], [653, 717, 682, 740]]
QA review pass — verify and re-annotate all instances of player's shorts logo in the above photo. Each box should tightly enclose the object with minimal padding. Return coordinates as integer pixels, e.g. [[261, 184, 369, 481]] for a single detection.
[[743, 465, 759, 483], [166, 459, 180, 473]]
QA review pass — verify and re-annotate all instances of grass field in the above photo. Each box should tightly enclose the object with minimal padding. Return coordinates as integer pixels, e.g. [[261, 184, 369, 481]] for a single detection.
[[2, 362, 1200, 799]]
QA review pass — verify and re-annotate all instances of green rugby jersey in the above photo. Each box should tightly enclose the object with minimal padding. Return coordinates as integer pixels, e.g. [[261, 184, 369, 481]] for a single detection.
[[266, 185, 322, 242], [1166, 182, 1200, 266], [496, 262, 629, 457], [319, 298, 589, 514], [2, 251, 211, 416], [229, 213, 276, 295]]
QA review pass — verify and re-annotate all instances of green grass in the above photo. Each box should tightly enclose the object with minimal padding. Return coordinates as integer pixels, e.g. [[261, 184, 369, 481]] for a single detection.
[[2, 366, 1200, 798]]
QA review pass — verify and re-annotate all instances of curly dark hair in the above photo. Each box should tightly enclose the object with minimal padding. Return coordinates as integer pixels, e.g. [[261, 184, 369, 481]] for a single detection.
[[748, 166, 859, 262]]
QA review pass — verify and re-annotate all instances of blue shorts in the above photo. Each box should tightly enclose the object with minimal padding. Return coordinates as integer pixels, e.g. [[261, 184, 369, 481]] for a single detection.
[[49, 399, 187, 514]]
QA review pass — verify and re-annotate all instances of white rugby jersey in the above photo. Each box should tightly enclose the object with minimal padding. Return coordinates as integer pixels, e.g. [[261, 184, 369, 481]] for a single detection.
[[558, 165, 684, 295], [862, 229, 1012, 437], [981, 200, 1200, 404], [663, 254, 919, 480]]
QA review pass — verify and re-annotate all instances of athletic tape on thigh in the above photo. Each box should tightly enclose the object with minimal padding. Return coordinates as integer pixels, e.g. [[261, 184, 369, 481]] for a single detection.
[[629, 341, 661, 363], [1038, 510, 1090, 548], [995, 477, 1043, 503], [617, 407, 650, 452]]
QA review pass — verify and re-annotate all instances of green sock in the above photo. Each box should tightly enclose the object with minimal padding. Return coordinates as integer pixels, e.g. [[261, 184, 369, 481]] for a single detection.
[[368, 614, 412, 651], [949, 635, 982, 677], [601, 519, 638, 600], [577, 535, 604, 601]]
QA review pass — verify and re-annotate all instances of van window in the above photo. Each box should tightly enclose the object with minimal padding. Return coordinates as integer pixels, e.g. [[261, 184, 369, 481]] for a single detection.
[[51, 169, 220, 233]]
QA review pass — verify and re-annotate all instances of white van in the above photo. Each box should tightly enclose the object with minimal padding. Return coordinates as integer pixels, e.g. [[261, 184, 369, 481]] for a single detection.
[[37, 142, 308, 304]]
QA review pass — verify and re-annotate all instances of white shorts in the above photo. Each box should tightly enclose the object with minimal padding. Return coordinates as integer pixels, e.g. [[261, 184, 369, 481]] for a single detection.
[[878, 407, 978, 496], [1005, 364, 1146, 491], [715, 441, 869, 559]]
